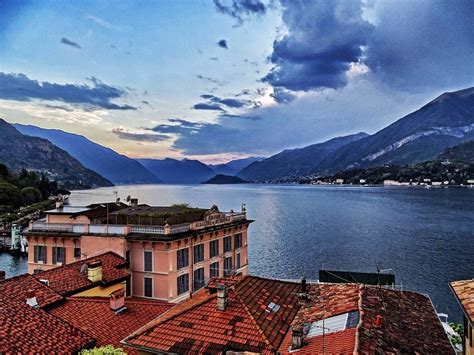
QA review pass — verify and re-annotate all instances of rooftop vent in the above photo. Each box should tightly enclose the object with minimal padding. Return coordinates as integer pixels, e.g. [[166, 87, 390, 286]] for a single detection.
[[216, 284, 228, 311], [26, 289, 39, 308], [87, 260, 103, 283]]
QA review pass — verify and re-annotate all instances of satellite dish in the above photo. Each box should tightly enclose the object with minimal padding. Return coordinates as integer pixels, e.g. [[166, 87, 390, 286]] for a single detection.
[[126, 195, 131, 202]]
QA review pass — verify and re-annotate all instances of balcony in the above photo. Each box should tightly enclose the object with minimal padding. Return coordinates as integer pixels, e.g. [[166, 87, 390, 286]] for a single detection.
[[29, 212, 247, 236]]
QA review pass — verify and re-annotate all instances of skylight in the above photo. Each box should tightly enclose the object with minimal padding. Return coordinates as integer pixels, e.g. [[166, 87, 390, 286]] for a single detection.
[[266, 302, 281, 313], [306, 311, 359, 338]]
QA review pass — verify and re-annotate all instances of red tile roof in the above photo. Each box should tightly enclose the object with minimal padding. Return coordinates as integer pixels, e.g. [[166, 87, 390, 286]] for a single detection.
[[34, 251, 129, 295], [0, 274, 94, 353], [357, 286, 454, 354], [123, 276, 303, 353], [49, 297, 173, 353], [124, 277, 453, 355], [450, 278, 474, 322]]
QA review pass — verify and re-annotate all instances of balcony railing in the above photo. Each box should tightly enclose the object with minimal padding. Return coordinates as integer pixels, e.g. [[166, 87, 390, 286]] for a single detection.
[[30, 212, 246, 236]]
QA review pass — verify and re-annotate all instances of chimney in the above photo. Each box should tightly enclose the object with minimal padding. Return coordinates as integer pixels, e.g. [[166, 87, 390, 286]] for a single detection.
[[130, 198, 138, 207], [216, 284, 228, 311], [301, 277, 307, 294], [0, 270, 5, 281], [87, 260, 103, 283], [26, 289, 39, 308], [110, 288, 126, 313], [291, 324, 304, 350], [55, 200, 63, 209]]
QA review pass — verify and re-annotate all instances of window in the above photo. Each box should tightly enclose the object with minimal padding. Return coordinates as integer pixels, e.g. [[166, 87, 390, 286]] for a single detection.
[[34, 245, 46, 263], [193, 268, 205, 291], [194, 244, 204, 264], [234, 233, 242, 249], [224, 256, 233, 276], [210, 261, 219, 278], [74, 247, 81, 258], [236, 252, 241, 269], [52, 247, 65, 265], [144, 251, 153, 272], [210, 240, 219, 258], [144, 277, 153, 298], [224, 236, 232, 253], [177, 248, 189, 269], [177, 273, 189, 295]]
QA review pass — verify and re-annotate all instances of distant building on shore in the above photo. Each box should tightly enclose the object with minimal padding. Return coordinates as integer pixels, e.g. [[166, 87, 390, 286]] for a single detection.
[[26, 199, 251, 302]]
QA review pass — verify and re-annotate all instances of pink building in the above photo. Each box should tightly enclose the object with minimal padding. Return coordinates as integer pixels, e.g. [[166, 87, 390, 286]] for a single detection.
[[27, 201, 252, 302]]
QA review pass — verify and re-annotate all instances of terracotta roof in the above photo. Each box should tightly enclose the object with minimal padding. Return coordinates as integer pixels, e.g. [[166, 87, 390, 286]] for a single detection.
[[358, 286, 454, 354], [278, 283, 360, 354], [0, 274, 94, 353], [49, 297, 173, 353], [279, 283, 453, 354], [123, 276, 302, 353], [34, 251, 129, 295], [450, 278, 474, 322]]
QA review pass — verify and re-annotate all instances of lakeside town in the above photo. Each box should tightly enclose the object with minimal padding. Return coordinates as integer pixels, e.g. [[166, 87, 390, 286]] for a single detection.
[[1, 0, 474, 353], [0, 195, 472, 354]]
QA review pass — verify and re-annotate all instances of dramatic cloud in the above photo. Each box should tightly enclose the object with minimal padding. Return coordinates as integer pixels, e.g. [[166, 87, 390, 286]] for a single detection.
[[217, 39, 228, 49], [264, 0, 373, 92], [214, 0, 266, 25], [365, 0, 474, 91], [200, 94, 247, 108], [60, 37, 81, 49], [0, 72, 136, 110], [193, 102, 225, 111], [271, 87, 297, 104], [112, 128, 169, 142]]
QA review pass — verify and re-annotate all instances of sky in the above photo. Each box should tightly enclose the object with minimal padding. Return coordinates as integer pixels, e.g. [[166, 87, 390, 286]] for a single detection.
[[1, 0, 473, 163]]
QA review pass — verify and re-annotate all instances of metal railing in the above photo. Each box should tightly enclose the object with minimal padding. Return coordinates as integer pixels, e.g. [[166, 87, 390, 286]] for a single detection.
[[130, 225, 165, 234]]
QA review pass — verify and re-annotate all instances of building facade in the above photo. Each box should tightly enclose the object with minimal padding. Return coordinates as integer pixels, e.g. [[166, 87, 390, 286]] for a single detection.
[[26, 202, 251, 302]]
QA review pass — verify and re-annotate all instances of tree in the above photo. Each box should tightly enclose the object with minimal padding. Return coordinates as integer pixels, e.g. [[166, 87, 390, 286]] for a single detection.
[[21, 187, 42, 205], [0, 182, 22, 208], [0, 164, 9, 180]]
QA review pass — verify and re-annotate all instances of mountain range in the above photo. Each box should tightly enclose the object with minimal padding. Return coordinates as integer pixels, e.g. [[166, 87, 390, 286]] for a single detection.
[[3, 86, 473, 186], [239, 87, 474, 181], [14, 124, 160, 185], [0, 118, 112, 189]]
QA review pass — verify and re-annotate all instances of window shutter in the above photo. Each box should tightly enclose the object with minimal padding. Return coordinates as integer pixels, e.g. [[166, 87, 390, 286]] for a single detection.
[[52, 247, 57, 264], [34, 246, 38, 263]]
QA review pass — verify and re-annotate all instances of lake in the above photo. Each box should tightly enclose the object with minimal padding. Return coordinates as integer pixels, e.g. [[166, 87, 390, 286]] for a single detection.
[[1, 184, 472, 322]]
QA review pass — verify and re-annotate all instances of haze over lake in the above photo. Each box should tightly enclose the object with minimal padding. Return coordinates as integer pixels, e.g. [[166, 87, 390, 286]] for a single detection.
[[2, 184, 472, 321]]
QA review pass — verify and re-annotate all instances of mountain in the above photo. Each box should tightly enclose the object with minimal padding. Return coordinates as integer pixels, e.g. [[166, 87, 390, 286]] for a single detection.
[[137, 158, 216, 184], [14, 124, 160, 185], [202, 174, 249, 184], [315, 87, 474, 174], [0, 119, 112, 189], [437, 139, 474, 163], [208, 157, 264, 175], [238, 133, 369, 181]]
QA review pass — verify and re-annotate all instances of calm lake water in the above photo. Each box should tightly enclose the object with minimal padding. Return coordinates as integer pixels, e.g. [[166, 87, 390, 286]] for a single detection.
[[1, 184, 472, 322]]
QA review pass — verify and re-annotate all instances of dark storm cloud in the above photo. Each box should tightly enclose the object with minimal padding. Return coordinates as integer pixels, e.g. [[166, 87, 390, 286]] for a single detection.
[[217, 39, 228, 49], [199, 94, 247, 108], [365, 0, 474, 91], [112, 128, 169, 142], [193, 102, 225, 111], [60, 37, 81, 49], [263, 0, 373, 91], [271, 87, 296, 104], [0, 72, 136, 110], [214, 0, 266, 25]]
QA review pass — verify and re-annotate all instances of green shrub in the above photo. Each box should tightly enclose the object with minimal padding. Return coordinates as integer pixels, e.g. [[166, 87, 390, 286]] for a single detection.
[[81, 345, 127, 355], [21, 187, 42, 205], [0, 182, 22, 209]]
